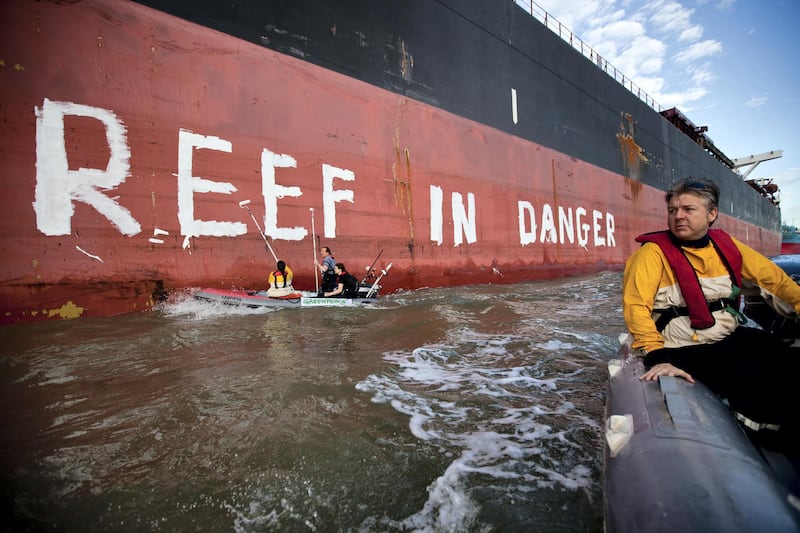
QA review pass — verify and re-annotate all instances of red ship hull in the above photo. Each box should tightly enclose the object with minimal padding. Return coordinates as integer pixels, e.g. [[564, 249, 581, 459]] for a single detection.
[[0, 1, 780, 323], [781, 243, 800, 255]]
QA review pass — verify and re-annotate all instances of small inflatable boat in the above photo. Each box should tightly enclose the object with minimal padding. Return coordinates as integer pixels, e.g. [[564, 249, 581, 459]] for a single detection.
[[604, 343, 799, 532], [195, 260, 391, 310], [193, 285, 379, 309]]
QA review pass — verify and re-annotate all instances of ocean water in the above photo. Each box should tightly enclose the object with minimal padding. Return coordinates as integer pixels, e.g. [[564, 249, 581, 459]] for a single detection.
[[0, 271, 624, 532]]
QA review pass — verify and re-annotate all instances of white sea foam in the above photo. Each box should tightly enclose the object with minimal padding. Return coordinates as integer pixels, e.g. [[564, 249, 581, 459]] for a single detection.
[[157, 288, 276, 320], [356, 324, 605, 531]]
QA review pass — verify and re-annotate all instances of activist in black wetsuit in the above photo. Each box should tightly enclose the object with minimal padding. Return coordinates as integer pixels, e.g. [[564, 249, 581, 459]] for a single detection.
[[323, 263, 357, 298]]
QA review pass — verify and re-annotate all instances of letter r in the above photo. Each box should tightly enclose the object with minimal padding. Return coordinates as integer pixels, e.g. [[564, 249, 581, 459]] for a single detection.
[[33, 99, 141, 236]]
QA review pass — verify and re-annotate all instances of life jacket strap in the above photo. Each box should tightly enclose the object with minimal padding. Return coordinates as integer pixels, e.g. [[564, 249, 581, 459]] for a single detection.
[[654, 299, 733, 332]]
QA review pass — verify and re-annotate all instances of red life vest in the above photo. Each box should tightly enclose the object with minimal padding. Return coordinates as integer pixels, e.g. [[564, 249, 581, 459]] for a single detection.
[[635, 229, 742, 329]]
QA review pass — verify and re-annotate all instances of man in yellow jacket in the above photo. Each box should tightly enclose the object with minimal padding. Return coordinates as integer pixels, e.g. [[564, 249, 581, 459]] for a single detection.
[[623, 177, 800, 432]]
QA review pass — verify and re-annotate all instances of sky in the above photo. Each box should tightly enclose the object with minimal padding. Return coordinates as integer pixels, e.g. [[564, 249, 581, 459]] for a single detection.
[[524, 0, 800, 226]]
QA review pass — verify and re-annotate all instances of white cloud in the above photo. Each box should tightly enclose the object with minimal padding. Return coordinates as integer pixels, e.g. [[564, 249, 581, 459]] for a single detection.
[[745, 95, 768, 108], [674, 39, 723, 63], [532, 0, 623, 35], [646, 0, 696, 36], [688, 64, 715, 85], [656, 86, 710, 110], [579, 16, 673, 81], [635, 76, 666, 96], [589, 19, 645, 42], [618, 36, 666, 76], [678, 24, 704, 42]]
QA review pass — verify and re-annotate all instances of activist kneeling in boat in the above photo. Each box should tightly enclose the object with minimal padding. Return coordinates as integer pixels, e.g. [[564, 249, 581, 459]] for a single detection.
[[267, 260, 295, 297], [623, 177, 800, 437], [322, 263, 358, 298]]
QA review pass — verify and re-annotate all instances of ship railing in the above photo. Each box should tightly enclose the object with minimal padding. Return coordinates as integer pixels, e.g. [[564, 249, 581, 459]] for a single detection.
[[514, 0, 663, 113]]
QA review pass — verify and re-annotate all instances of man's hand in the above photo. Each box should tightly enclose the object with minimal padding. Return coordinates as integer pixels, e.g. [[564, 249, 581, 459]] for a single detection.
[[640, 362, 695, 383]]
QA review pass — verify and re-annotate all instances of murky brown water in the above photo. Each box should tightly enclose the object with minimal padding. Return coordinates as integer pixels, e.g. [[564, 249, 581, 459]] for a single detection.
[[0, 272, 624, 532]]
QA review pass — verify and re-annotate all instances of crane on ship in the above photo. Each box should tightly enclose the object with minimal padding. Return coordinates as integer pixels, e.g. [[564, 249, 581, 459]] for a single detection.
[[732, 150, 783, 206], [733, 149, 783, 179]]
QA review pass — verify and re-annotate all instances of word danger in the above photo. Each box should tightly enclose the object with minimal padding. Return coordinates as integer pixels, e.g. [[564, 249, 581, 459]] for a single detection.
[[33, 99, 616, 249]]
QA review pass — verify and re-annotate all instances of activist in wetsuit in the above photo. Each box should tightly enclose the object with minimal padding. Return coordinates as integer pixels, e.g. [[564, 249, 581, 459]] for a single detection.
[[622, 177, 800, 435], [323, 263, 357, 298], [315, 246, 337, 293]]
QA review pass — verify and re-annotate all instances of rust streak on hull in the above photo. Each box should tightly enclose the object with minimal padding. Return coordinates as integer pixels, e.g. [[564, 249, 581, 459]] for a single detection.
[[617, 112, 649, 182]]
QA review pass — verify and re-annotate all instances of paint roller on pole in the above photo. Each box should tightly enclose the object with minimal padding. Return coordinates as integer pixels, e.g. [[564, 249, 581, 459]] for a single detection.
[[366, 262, 392, 298], [238, 200, 278, 262], [310, 208, 319, 293]]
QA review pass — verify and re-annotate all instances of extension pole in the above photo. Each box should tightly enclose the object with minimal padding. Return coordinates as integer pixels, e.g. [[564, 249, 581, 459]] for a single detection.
[[310, 208, 319, 293], [239, 200, 278, 262], [361, 249, 384, 284]]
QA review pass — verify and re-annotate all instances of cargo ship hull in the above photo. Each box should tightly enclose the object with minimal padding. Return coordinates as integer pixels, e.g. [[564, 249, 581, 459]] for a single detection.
[[781, 226, 800, 254], [0, 0, 780, 323]]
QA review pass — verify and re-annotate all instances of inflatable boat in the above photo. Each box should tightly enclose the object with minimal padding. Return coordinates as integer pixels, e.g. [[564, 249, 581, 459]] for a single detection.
[[194, 260, 390, 309], [193, 285, 379, 309], [604, 341, 799, 532]]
